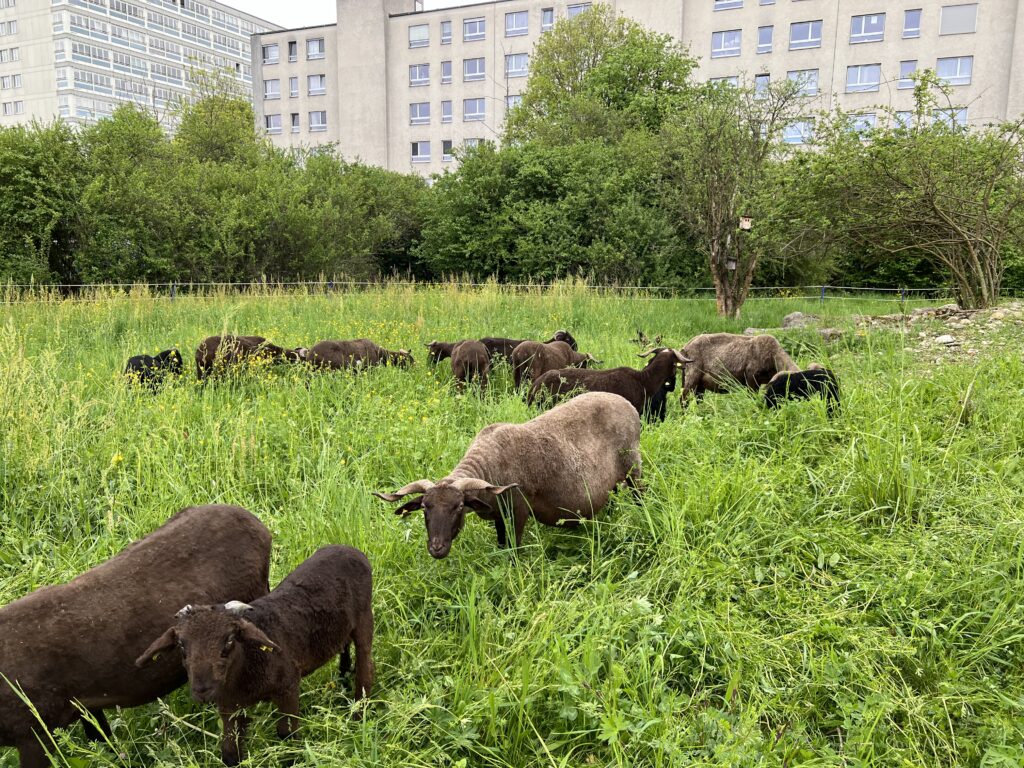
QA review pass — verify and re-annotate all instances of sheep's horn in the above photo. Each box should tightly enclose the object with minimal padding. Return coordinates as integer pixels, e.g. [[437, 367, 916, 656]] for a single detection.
[[673, 350, 693, 364], [451, 477, 519, 495], [637, 348, 659, 358], [373, 479, 435, 501], [224, 601, 252, 614], [176, 605, 194, 618], [399, 349, 409, 355]]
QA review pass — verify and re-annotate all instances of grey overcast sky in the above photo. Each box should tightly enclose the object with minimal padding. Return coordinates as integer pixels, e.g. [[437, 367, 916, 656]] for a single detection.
[[228, 0, 476, 28]]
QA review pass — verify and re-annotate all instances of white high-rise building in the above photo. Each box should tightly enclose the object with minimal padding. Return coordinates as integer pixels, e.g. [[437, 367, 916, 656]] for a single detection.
[[252, 0, 1024, 176], [0, 0, 280, 131]]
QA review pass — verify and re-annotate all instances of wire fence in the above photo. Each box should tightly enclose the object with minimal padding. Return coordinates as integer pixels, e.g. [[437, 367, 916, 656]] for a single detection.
[[0, 279, 958, 306]]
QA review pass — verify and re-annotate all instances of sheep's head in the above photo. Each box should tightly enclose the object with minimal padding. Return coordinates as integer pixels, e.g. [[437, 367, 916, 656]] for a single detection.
[[547, 330, 578, 350], [390, 349, 415, 368], [374, 478, 518, 559], [284, 347, 308, 363], [425, 341, 453, 365], [135, 603, 278, 703], [160, 348, 184, 374]]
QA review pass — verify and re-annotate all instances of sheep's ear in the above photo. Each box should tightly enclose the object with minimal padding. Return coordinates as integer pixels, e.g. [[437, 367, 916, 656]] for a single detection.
[[135, 627, 178, 667], [485, 483, 519, 496], [463, 494, 492, 512], [393, 498, 423, 517], [237, 619, 280, 653]]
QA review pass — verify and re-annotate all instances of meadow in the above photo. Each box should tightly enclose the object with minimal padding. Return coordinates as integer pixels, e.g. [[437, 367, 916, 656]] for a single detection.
[[1, 283, 1023, 768]]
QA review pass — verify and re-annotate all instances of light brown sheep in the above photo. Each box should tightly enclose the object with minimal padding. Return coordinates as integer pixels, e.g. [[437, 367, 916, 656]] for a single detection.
[[451, 340, 490, 390], [374, 392, 641, 558], [510, 340, 598, 388], [679, 333, 799, 403]]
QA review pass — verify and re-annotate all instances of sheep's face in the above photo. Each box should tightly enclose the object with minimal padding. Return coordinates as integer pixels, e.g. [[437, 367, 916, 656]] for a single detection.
[[390, 350, 415, 368], [548, 330, 578, 351], [426, 342, 451, 365], [160, 349, 184, 374], [421, 485, 468, 559]]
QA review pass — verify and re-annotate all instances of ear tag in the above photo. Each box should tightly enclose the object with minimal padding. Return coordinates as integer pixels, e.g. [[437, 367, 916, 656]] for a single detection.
[[260, 645, 274, 653], [151, 653, 161, 661]]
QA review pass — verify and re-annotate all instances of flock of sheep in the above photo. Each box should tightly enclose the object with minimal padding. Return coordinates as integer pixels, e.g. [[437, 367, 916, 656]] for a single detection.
[[1, 327, 840, 767]]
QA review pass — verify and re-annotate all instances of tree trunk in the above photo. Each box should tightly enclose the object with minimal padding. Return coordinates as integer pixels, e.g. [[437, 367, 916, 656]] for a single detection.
[[711, 233, 756, 320]]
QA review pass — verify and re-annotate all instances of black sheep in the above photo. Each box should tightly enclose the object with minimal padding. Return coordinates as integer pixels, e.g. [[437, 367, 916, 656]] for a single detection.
[[124, 348, 183, 388], [763, 365, 840, 417]]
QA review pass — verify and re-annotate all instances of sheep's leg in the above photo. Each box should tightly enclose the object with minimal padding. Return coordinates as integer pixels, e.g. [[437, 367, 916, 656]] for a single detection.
[[512, 505, 530, 547], [339, 639, 352, 677], [352, 610, 375, 707], [82, 707, 112, 741], [219, 707, 248, 767], [17, 738, 47, 768], [274, 685, 301, 740], [493, 512, 508, 548]]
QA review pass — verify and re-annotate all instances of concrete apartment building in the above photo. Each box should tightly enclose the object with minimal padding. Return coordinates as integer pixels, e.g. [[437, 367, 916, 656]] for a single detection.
[[0, 0, 279, 131], [254, 0, 1023, 175]]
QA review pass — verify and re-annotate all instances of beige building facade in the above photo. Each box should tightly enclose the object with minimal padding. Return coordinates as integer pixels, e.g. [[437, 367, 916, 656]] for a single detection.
[[0, 0, 278, 132], [253, 0, 1024, 174]]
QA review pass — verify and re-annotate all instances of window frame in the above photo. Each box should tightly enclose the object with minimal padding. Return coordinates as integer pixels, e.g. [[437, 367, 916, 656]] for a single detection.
[[850, 13, 885, 44], [464, 96, 485, 121], [711, 29, 741, 58], [789, 20, 823, 50], [845, 63, 882, 93], [463, 17, 485, 42], [505, 10, 528, 37]]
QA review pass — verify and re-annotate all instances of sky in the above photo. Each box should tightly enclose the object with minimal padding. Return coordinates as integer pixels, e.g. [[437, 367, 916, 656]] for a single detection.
[[228, 0, 477, 29]]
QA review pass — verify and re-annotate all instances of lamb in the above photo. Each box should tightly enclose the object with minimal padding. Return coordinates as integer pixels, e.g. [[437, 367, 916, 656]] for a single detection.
[[679, 333, 799, 403], [137, 545, 373, 766], [308, 339, 414, 370], [427, 331, 578, 367], [0, 505, 271, 768], [763, 364, 840, 417], [375, 391, 641, 558], [124, 348, 183, 388], [450, 339, 490, 390], [425, 340, 457, 365], [510, 340, 598, 389], [195, 335, 308, 380], [528, 348, 691, 422]]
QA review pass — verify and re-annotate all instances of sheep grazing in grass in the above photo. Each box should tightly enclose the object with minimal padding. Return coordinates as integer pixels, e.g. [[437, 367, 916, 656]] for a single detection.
[[451, 340, 490, 390], [195, 336, 308, 380], [528, 348, 691, 422], [375, 391, 641, 558], [309, 339, 414, 371], [0, 505, 271, 768], [124, 348, 183, 389], [137, 546, 373, 766], [510, 340, 598, 389], [679, 333, 799, 403], [427, 331, 577, 366], [764, 364, 840, 417], [425, 340, 457, 365]]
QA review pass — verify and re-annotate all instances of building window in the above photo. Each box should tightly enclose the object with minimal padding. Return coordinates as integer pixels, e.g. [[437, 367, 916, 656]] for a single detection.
[[714, 0, 743, 9], [934, 107, 968, 128], [409, 24, 428, 48], [787, 68, 818, 96], [505, 53, 528, 78], [541, 8, 554, 31], [307, 38, 325, 59], [903, 9, 921, 38], [412, 141, 431, 162], [263, 78, 280, 99], [441, 99, 452, 123], [760, 0, 774, 4], [308, 74, 326, 95], [710, 75, 738, 86], [940, 4, 977, 35], [506, 11, 528, 36], [309, 110, 327, 132], [754, 73, 770, 96], [851, 113, 876, 136], [409, 63, 429, 86], [289, 76, 298, 97], [264, 113, 281, 134], [0, 74, 22, 89], [288, 40, 297, 62], [506, 93, 522, 108], [410, 101, 430, 125], [783, 120, 812, 145], [937, 56, 972, 85], [464, 18, 485, 41], [757, 25, 772, 53], [442, 139, 453, 161], [898, 60, 916, 89], [567, 3, 590, 18], [711, 29, 741, 58], [895, 111, 914, 129], [439, 60, 451, 84], [464, 97, 485, 121], [789, 20, 822, 49], [261, 43, 278, 64], [290, 112, 299, 133], [465, 138, 481, 149], [0, 20, 16, 36], [850, 13, 885, 43], [1, 100, 24, 116], [441, 20, 451, 44], [846, 63, 881, 92], [463, 57, 485, 81]]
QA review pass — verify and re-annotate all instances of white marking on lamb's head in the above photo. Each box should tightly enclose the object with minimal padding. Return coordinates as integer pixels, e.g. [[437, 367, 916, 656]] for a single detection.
[[223, 601, 252, 615], [806, 362, 825, 371], [177, 605, 195, 618], [295, 347, 309, 360]]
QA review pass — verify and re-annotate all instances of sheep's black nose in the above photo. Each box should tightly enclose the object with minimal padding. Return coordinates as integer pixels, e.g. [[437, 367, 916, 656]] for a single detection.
[[191, 684, 215, 702]]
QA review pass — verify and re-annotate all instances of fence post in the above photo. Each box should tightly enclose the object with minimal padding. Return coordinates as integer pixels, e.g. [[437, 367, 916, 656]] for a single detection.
[[900, 286, 907, 311], [170, 281, 176, 301], [820, 285, 826, 308]]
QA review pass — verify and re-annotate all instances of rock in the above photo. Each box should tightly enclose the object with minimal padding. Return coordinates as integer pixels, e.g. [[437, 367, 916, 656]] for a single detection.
[[935, 334, 957, 345], [967, 349, 978, 355], [782, 311, 819, 329], [990, 309, 1008, 320], [819, 328, 844, 343]]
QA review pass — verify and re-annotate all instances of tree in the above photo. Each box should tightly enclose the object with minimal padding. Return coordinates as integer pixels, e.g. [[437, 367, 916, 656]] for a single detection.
[[661, 80, 805, 318], [504, 4, 695, 145]]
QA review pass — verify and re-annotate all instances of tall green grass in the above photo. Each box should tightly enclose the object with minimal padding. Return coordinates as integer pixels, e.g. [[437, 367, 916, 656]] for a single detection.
[[1, 284, 1022, 767]]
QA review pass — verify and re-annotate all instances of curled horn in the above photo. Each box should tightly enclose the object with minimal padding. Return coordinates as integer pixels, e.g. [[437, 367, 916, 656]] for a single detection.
[[637, 347, 660, 358], [373, 479, 436, 502], [450, 477, 519, 494], [224, 601, 252, 615], [585, 353, 602, 363], [673, 349, 694, 364]]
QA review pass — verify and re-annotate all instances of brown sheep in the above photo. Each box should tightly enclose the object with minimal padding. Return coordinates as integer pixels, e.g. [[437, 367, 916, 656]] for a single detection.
[[375, 391, 641, 558], [451, 340, 490, 390], [510, 340, 598, 389], [679, 333, 799, 403], [425, 340, 457, 365], [137, 546, 373, 766], [195, 335, 308, 380], [309, 339, 414, 370], [528, 348, 691, 422], [427, 331, 578, 367], [0, 505, 271, 768]]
